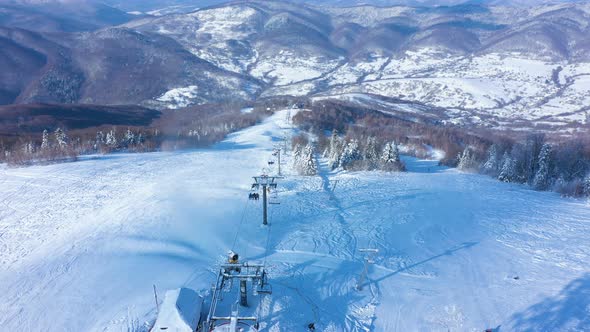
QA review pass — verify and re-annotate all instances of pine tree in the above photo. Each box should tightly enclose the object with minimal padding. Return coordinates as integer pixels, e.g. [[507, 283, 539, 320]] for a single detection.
[[381, 141, 404, 171], [339, 139, 361, 170], [302, 144, 317, 176], [41, 129, 49, 150], [94, 131, 105, 151], [327, 130, 338, 155], [498, 152, 516, 182], [381, 142, 392, 164], [482, 144, 500, 175], [364, 136, 379, 170], [525, 134, 545, 185], [584, 176, 590, 197], [392, 143, 401, 165], [54, 128, 67, 148], [124, 128, 135, 147], [328, 131, 343, 170], [23, 141, 34, 155], [105, 129, 117, 148], [292, 144, 303, 170], [457, 147, 476, 171], [329, 147, 341, 170], [533, 143, 553, 190]]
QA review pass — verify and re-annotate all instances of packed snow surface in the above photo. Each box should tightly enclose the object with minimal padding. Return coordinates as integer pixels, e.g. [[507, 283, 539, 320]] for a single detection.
[[1, 110, 589, 331]]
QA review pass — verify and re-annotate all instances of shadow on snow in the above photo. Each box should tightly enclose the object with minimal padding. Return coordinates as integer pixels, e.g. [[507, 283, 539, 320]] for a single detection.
[[509, 273, 590, 331], [367, 241, 479, 287]]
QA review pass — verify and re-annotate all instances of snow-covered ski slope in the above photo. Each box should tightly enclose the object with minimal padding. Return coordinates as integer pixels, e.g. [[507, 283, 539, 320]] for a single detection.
[[0, 110, 589, 331]]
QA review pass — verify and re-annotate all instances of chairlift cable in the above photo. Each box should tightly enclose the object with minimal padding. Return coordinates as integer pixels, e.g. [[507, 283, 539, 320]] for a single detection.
[[263, 207, 274, 267], [231, 195, 251, 252]]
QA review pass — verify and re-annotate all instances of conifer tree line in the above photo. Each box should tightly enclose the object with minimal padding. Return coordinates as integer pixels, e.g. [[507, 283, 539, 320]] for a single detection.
[[291, 130, 406, 176], [293, 99, 590, 197], [457, 134, 590, 197], [1, 126, 155, 165], [0, 102, 273, 166]]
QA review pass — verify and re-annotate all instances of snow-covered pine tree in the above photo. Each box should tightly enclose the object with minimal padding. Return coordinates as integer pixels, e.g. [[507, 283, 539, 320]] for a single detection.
[[54, 128, 67, 148], [328, 131, 343, 170], [105, 129, 117, 148], [533, 143, 553, 190], [95, 131, 105, 151], [584, 176, 590, 197], [124, 128, 135, 147], [381, 142, 392, 163], [381, 142, 404, 171], [302, 144, 317, 176], [292, 144, 303, 170], [364, 136, 379, 170], [482, 144, 500, 175], [392, 142, 401, 164], [326, 130, 338, 155], [41, 129, 49, 150], [95, 133, 102, 150], [22, 141, 34, 155], [498, 152, 516, 182], [329, 148, 341, 170], [457, 147, 476, 171], [339, 139, 361, 170]]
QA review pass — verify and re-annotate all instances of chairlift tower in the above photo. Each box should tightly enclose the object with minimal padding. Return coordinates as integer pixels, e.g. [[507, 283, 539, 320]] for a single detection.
[[272, 148, 281, 176], [252, 175, 282, 225]]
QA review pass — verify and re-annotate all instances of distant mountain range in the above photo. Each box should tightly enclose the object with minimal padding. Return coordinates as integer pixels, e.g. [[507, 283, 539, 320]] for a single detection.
[[0, 0, 134, 32], [1, 0, 589, 131], [103, 0, 590, 13]]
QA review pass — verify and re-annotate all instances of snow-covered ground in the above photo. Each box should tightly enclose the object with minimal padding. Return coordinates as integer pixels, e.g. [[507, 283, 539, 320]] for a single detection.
[[250, 49, 590, 131], [321, 50, 590, 129], [1, 110, 589, 331], [156, 85, 203, 109], [121, 2, 590, 131], [250, 50, 342, 86]]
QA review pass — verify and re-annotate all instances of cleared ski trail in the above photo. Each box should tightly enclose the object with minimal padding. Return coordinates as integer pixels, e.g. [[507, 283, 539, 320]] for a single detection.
[[0, 109, 589, 331]]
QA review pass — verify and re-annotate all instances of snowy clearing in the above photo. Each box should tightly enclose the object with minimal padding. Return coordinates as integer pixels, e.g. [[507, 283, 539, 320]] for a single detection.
[[0, 110, 589, 331]]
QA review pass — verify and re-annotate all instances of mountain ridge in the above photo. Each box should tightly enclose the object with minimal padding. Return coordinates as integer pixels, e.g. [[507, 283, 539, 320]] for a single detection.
[[1, 0, 589, 132]]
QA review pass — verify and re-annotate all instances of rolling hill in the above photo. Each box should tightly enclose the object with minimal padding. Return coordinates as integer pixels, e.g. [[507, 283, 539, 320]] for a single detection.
[[0, 0, 589, 132]]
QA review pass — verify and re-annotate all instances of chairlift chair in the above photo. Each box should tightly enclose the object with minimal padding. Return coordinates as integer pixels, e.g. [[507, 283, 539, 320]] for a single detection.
[[269, 190, 280, 205], [256, 270, 273, 294]]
